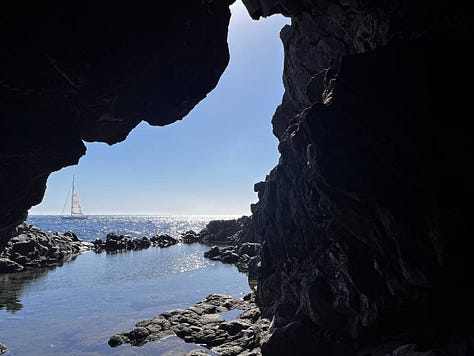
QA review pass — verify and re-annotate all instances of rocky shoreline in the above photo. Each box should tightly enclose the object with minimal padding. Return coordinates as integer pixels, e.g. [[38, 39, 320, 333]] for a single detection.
[[0, 223, 89, 273], [198, 217, 260, 280], [0, 219, 267, 354], [109, 293, 270, 356], [0, 219, 257, 274]]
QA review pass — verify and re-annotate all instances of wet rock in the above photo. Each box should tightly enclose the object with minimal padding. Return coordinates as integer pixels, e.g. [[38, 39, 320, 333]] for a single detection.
[[0, 223, 88, 273], [0, 257, 23, 273], [181, 230, 200, 244], [108, 334, 128, 347], [204, 245, 221, 259], [221, 251, 239, 264], [200, 218, 261, 274], [218, 319, 250, 335], [185, 350, 210, 356], [149, 234, 178, 248], [110, 293, 270, 355], [93, 233, 153, 253], [0, 343, 7, 355]]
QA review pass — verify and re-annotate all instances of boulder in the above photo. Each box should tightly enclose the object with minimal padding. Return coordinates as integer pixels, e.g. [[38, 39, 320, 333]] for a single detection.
[[0, 257, 24, 272], [204, 246, 221, 259], [94, 234, 154, 253], [0, 223, 87, 273], [149, 234, 178, 248], [181, 230, 200, 243]]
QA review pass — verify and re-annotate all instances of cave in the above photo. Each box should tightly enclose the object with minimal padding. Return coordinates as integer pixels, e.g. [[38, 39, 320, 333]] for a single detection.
[[1, 0, 473, 355]]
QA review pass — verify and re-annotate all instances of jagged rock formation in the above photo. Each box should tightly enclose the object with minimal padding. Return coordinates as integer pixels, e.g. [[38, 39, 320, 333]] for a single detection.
[[92, 233, 152, 253], [199, 217, 255, 245], [0, 0, 233, 242], [92, 232, 178, 252], [199, 217, 260, 274], [1, 0, 473, 355], [0, 223, 86, 273], [243, 0, 473, 354]]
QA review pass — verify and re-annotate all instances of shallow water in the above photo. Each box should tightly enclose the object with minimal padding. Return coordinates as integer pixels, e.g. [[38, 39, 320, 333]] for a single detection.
[[0, 216, 249, 355], [26, 215, 239, 242]]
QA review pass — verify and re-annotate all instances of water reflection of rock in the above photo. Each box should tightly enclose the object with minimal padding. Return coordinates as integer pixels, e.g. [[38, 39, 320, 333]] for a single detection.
[[0, 255, 79, 313]]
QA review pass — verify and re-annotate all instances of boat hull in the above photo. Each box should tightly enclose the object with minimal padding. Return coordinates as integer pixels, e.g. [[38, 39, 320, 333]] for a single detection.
[[60, 215, 88, 220]]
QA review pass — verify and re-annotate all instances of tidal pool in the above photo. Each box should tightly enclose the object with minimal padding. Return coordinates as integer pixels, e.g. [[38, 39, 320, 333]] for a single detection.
[[0, 244, 250, 355]]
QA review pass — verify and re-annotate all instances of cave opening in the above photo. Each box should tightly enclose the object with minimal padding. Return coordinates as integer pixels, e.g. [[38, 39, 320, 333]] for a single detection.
[[28, 2, 289, 218], [1, 0, 473, 355]]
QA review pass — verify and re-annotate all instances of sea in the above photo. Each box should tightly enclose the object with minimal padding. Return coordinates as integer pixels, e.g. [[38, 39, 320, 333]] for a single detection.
[[0, 215, 250, 356]]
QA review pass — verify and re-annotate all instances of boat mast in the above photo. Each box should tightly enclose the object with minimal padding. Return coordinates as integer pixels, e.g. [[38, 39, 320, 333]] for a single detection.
[[71, 174, 75, 216]]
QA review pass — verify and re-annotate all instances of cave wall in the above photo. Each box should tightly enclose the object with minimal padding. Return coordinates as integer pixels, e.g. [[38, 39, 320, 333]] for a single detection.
[[0, 0, 233, 243], [1, 0, 473, 353], [242, 0, 473, 354]]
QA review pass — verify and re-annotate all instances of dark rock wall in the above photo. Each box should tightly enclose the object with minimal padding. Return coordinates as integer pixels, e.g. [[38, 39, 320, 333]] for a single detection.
[[244, 0, 473, 353], [0, 0, 233, 242], [1, 0, 473, 353]]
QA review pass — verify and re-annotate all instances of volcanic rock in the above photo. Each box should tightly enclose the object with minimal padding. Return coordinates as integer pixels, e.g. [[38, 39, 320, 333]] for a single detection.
[[0, 223, 88, 273], [0, 0, 234, 243], [109, 293, 270, 355], [92, 233, 153, 253], [181, 230, 200, 244], [149, 234, 178, 248], [200, 217, 260, 274]]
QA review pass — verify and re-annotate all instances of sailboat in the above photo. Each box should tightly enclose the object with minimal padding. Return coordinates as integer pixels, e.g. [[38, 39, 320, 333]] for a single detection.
[[61, 175, 88, 219]]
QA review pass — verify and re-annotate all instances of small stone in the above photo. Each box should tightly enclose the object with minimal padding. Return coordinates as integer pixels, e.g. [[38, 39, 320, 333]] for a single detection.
[[108, 334, 127, 347], [185, 350, 210, 356]]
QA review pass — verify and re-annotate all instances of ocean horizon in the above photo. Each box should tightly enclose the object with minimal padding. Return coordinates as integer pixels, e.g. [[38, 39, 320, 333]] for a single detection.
[[1, 215, 250, 355]]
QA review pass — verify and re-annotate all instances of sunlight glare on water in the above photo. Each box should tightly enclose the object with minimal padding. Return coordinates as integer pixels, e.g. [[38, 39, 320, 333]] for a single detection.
[[26, 215, 241, 241], [0, 216, 250, 355]]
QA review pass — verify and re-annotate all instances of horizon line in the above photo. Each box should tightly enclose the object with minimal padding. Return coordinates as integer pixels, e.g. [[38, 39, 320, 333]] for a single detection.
[[27, 213, 247, 217]]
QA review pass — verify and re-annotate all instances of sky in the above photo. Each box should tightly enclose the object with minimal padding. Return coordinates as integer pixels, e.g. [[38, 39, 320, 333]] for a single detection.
[[29, 2, 289, 216]]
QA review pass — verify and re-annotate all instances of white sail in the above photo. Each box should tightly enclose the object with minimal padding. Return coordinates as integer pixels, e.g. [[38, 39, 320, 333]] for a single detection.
[[61, 175, 87, 219], [71, 184, 83, 216]]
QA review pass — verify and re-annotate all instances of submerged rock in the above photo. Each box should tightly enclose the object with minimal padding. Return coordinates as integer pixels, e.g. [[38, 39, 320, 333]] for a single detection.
[[109, 293, 270, 355], [0, 223, 88, 273]]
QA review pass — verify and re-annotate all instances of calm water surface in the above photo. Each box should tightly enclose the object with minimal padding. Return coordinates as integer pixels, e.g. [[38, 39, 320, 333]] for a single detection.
[[0, 216, 249, 355]]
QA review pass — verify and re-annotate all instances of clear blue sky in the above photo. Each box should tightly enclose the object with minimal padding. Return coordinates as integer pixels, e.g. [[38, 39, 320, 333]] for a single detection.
[[29, 2, 289, 216]]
